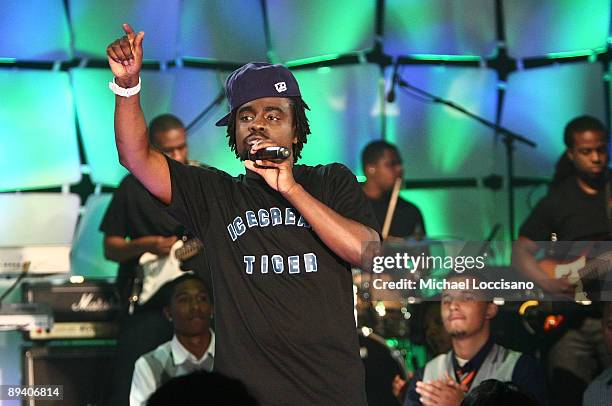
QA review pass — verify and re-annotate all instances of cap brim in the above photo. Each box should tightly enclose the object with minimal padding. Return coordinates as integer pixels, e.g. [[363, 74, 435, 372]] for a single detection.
[[215, 112, 230, 127], [215, 96, 308, 126]]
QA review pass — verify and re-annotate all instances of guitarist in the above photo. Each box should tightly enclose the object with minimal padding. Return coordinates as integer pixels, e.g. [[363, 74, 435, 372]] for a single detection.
[[100, 113, 208, 406], [512, 115, 611, 406]]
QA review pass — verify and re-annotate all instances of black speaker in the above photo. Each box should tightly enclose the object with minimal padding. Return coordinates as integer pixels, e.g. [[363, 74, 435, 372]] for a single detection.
[[22, 344, 115, 406]]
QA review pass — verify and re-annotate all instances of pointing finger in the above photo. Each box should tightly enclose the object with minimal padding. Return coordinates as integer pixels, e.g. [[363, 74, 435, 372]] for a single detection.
[[122, 23, 135, 36]]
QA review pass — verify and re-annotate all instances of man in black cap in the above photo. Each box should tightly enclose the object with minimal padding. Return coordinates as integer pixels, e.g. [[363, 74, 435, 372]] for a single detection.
[[106, 24, 379, 405]]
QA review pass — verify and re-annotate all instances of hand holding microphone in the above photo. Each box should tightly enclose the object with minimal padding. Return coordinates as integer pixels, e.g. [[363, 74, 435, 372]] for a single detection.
[[248, 146, 291, 161], [244, 140, 297, 195]]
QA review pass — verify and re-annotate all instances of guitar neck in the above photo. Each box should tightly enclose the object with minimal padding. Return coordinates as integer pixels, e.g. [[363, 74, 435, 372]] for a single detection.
[[578, 255, 608, 281], [175, 239, 204, 262]]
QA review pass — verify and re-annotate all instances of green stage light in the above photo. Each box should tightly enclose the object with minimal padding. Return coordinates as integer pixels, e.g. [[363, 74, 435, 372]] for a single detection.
[[384, 0, 496, 57], [292, 64, 381, 173], [0, 70, 80, 191], [267, 0, 375, 63], [502, 62, 605, 178], [504, 0, 610, 59]]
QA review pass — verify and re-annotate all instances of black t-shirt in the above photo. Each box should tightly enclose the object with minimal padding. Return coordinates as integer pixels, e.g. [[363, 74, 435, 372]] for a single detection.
[[164, 157, 378, 406], [367, 193, 426, 238], [100, 174, 208, 304], [519, 175, 610, 241]]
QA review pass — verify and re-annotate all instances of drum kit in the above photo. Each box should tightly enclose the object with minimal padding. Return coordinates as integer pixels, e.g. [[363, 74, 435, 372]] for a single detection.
[[353, 235, 569, 404], [358, 326, 408, 406], [352, 237, 459, 405], [353, 262, 447, 406], [354, 218, 520, 402]]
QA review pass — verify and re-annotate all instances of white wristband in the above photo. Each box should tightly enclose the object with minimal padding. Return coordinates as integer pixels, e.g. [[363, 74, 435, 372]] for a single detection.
[[108, 77, 141, 97]]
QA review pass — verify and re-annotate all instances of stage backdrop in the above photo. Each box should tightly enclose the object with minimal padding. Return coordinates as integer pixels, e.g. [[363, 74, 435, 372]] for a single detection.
[[0, 0, 611, 394]]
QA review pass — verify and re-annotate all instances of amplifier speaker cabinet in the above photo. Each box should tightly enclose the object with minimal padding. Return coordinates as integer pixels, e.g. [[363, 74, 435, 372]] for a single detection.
[[22, 344, 115, 406], [22, 280, 120, 340]]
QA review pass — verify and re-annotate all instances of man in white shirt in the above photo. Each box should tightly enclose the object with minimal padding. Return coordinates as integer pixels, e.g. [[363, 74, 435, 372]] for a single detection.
[[130, 274, 214, 406]]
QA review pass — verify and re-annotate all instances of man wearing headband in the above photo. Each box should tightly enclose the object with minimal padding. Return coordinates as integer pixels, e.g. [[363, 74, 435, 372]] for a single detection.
[[106, 24, 379, 405]]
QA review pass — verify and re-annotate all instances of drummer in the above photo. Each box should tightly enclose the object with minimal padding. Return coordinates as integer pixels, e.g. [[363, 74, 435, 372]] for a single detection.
[[361, 141, 426, 240], [358, 141, 428, 334]]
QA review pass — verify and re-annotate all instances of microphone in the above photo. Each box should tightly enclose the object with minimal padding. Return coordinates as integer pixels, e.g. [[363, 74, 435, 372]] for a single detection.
[[386, 58, 400, 103], [248, 146, 291, 161]]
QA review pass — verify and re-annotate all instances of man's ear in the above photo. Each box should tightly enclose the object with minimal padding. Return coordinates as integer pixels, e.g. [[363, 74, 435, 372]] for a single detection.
[[163, 306, 172, 322], [485, 303, 498, 320], [566, 148, 575, 162], [366, 164, 375, 174]]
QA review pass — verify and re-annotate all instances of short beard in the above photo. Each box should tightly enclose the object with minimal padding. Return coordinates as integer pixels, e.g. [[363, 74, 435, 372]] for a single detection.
[[577, 170, 607, 190], [448, 330, 467, 338]]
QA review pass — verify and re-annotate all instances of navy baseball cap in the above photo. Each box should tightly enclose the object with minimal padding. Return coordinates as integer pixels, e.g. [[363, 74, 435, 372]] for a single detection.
[[215, 62, 305, 126]]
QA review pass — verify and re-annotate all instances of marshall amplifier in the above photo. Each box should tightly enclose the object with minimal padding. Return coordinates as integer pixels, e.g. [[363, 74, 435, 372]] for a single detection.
[[22, 280, 120, 340]]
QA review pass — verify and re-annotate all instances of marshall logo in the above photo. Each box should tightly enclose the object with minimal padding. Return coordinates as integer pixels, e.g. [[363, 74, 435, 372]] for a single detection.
[[71, 293, 113, 312]]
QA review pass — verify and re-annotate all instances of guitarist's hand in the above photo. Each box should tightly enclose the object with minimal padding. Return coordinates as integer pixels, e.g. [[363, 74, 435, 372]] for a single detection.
[[144, 236, 178, 256], [540, 276, 575, 298]]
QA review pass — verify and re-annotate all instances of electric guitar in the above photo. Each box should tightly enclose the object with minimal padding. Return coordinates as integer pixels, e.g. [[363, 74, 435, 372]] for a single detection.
[[538, 247, 612, 302], [129, 238, 204, 311]]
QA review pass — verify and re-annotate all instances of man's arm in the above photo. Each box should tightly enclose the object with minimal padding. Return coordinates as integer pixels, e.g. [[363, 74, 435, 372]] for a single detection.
[[103, 235, 178, 263], [282, 183, 379, 268], [245, 154, 378, 268], [403, 368, 424, 406], [130, 357, 156, 406], [512, 237, 573, 295], [106, 23, 171, 204], [512, 237, 546, 282]]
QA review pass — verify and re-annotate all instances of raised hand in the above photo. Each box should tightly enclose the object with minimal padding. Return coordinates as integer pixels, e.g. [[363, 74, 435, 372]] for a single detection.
[[106, 23, 145, 87]]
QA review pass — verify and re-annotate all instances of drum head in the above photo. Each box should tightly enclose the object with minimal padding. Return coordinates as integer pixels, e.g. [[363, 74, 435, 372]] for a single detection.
[[359, 330, 405, 406]]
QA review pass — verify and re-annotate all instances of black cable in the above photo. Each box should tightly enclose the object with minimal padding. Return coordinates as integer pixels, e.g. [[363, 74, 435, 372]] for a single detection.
[[0, 262, 30, 307], [185, 88, 226, 132], [399, 86, 435, 104]]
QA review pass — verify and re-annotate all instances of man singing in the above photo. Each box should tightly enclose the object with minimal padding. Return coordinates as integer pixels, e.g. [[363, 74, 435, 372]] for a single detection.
[[106, 24, 379, 405]]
